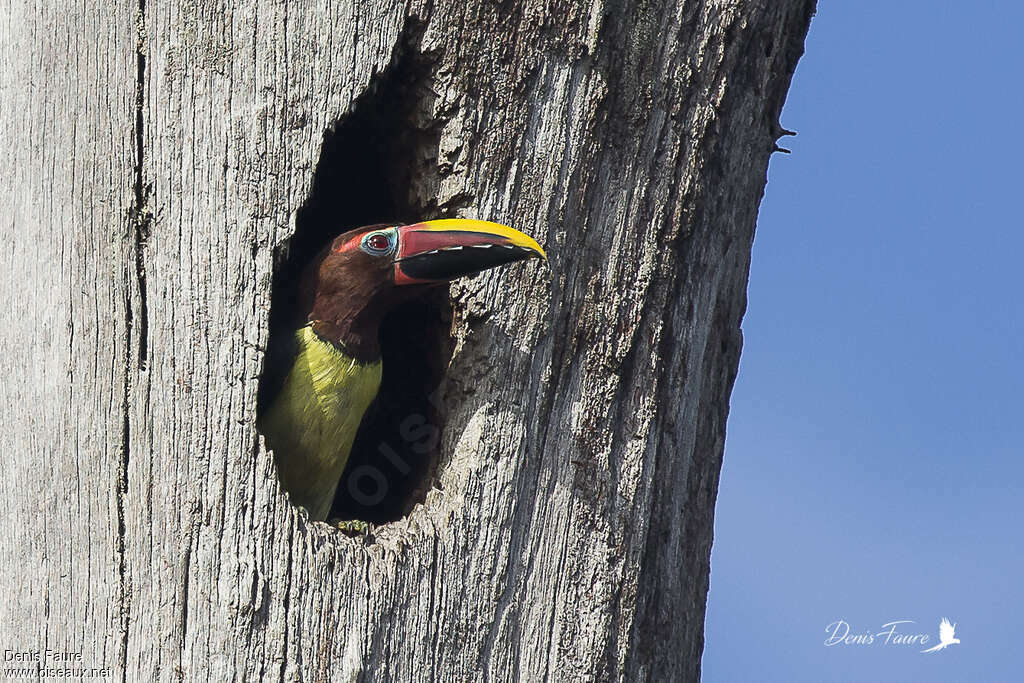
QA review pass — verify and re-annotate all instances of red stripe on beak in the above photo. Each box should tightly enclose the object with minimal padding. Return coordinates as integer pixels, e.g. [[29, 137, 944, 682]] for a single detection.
[[392, 220, 545, 285]]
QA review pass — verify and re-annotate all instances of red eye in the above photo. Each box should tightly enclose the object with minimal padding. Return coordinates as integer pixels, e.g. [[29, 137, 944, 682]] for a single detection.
[[366, 233, 391, 252]]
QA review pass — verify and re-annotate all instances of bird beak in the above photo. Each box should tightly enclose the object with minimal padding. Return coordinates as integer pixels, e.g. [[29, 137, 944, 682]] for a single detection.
[[393, 219, 546, 285]]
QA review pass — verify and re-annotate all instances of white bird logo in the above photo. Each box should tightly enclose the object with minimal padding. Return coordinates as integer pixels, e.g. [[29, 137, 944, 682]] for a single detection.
[[921, 618, 960, 653]]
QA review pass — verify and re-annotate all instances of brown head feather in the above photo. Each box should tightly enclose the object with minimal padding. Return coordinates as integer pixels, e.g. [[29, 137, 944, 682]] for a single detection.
[[302, 224, 432, 361]]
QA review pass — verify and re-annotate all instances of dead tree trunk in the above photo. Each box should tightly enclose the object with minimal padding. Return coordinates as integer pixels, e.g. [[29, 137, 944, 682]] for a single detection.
[[1, 0, 813, 680]]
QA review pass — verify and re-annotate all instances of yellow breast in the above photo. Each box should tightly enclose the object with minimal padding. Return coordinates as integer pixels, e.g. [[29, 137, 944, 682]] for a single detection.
[[258, 326, 382, 520]]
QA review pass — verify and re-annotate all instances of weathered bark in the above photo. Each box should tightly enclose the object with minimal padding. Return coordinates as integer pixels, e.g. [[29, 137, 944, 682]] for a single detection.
[[1, 0, 813, 680]]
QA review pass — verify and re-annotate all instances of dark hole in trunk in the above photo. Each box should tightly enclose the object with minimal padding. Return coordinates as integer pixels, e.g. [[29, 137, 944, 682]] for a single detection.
[[335, 288, 452, 523], [257, 29, 455, 525]]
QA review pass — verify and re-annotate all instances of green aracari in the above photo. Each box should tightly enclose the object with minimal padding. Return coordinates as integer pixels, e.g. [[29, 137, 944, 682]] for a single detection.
[[258, 219, 546, 522]]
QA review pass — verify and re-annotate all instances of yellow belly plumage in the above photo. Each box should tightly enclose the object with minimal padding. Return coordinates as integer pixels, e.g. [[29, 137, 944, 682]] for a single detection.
[[258, 326, 382, 521]]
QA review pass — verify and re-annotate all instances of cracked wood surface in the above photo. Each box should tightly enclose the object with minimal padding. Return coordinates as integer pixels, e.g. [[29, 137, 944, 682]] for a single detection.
[[0, 0, 814, 680]]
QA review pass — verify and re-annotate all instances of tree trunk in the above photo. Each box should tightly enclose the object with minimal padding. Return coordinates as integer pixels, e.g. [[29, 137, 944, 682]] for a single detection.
[[0, 0, 814, 680]]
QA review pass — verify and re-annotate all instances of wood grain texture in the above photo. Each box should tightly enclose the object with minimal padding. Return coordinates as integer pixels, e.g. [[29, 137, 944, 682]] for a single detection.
[[1, 0, 815, 680]]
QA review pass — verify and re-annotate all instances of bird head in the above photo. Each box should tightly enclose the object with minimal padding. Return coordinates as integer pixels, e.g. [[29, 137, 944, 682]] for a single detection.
[[304, 218, 546, 358]]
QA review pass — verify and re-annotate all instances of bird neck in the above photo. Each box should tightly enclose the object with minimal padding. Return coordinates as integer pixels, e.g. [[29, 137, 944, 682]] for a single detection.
[[307, 285, 398, 362], [307, 282, 430, 362], [309, 311, 383, 362]]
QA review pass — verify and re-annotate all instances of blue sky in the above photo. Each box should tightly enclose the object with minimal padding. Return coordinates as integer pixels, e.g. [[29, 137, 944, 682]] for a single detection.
[[703, 3, 1023, 681]]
